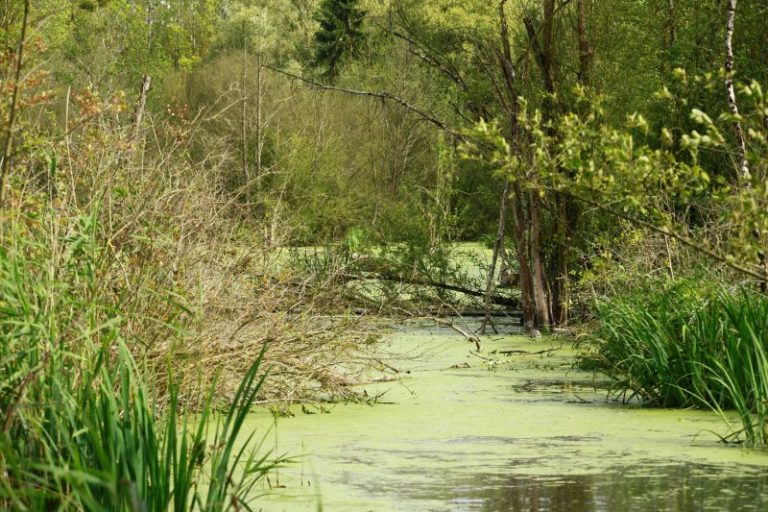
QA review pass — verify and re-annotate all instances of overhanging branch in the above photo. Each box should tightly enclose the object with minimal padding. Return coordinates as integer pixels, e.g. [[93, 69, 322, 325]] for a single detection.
[[559, 188, 768, 282], [264, 65, 467, 140]]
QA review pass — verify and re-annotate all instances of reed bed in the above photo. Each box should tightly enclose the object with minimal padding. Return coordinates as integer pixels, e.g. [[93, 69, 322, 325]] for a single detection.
[[0, 205, 284, 510], [592, 283, 768, 447], [0, 66, 375, 508]]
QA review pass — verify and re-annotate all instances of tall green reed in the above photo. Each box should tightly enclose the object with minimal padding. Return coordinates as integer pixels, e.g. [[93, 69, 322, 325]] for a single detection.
[[1, 202, 280, 510], [592, 282, 768, 447]]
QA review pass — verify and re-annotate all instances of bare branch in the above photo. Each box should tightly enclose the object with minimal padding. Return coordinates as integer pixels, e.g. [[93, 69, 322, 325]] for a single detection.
[[561, 189, 768, 283], [0, 0, 31, 208], [264, 64, 465, 138]]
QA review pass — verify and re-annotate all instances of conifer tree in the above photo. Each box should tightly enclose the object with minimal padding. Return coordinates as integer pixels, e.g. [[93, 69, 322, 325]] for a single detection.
[[312, 0, 365, 81]]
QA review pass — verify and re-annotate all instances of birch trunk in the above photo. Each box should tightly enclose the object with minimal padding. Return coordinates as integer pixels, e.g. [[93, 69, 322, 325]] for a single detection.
[[724, 0, 750, 182]]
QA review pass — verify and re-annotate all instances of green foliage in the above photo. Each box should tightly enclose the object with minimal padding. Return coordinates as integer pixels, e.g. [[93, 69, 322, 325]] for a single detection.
[[464, 77, 768, 283]]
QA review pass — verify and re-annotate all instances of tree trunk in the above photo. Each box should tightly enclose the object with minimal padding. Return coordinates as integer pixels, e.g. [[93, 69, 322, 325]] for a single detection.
[[481, 180, 511, 333], [552, 0, 591, 324], [529, 189, 551, 329], [577, 0, 593, 87], [497, 0, 537, 333], [133, 75, 152, 145], [241, 22, 249, 190], [255, 50, 263, 184], [724, 0, 750, 183], [510, 183, 537, 332]]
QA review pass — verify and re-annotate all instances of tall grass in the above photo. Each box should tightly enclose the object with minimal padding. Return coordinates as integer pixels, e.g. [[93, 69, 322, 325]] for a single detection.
[[592, 282, 768, 447], [0, 204, 280, 510]]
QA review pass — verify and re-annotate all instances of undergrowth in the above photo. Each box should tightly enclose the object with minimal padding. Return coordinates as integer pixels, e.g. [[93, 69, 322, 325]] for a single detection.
[[0, 204, 282, 509]]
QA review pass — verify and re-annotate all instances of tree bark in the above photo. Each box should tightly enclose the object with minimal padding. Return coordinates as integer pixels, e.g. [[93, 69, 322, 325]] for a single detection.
[[724, 0, 750, 182], [497, 0, 537, 332], [552, 0, 591, 325], [510, 183, 536, 331], [529, 188, 551, 329], [577, 0, 593, 87]]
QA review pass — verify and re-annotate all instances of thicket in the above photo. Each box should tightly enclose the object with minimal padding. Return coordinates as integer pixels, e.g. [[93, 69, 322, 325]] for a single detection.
[[0, 1, 374, 506]]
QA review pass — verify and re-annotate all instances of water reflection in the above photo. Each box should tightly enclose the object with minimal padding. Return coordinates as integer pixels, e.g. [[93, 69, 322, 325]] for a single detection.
[[468, 462, 768, 512]]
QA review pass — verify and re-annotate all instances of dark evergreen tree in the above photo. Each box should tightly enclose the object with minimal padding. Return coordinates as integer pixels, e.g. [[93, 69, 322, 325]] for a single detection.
[[312, 0, 366, 81]]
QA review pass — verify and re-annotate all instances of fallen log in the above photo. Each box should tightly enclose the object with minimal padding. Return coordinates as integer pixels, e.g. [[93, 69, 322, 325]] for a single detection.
[[338, 272, 520, 308]]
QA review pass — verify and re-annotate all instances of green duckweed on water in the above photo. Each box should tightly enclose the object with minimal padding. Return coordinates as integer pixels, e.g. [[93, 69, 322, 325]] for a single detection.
[[241, 322, 768, 512]]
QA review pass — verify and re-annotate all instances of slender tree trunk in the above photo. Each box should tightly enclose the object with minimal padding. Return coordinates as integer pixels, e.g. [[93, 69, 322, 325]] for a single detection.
[[523, 1, 560, 327], [529, 189, 550, 330], [497, 0, 537, 332], [510, 183, 536, 332], [242, 21, 250, 190], [133, 75, 152, 144], [0, 0, 30, 209], [665, 0, 677, 50], [497, 0, 556, 333], [255, 50, 263, 184], [481, 180, 511, 334], [551, 0, 591, 325], [577, 0, 593, 87], [724, 0, 750, 182], [541, 0, 556, 94]]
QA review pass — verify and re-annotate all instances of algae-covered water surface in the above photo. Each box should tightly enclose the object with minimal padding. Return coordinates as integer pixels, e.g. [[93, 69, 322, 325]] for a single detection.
[[245, 322, 768, 511]]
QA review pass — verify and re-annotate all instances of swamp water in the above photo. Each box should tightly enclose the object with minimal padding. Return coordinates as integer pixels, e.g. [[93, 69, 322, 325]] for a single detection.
[[244, 322, 768, 511]]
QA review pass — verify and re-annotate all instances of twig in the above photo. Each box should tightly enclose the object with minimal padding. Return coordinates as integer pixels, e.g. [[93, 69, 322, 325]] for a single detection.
[[468, 350, 494, 362]]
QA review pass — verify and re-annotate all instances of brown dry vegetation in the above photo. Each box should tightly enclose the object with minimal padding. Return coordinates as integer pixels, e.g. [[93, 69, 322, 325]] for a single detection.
[[1, 63, 378, 407]]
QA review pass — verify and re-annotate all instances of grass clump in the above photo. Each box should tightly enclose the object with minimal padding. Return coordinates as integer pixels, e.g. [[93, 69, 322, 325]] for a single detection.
[[0, 204, 281, 510], [590, 280, 768, 447]]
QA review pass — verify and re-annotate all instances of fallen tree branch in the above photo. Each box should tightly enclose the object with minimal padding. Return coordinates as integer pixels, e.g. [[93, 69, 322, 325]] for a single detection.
[[492, 348, 558, 356], [338, 272, 520, 308], [430, 316, 482, 350]]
